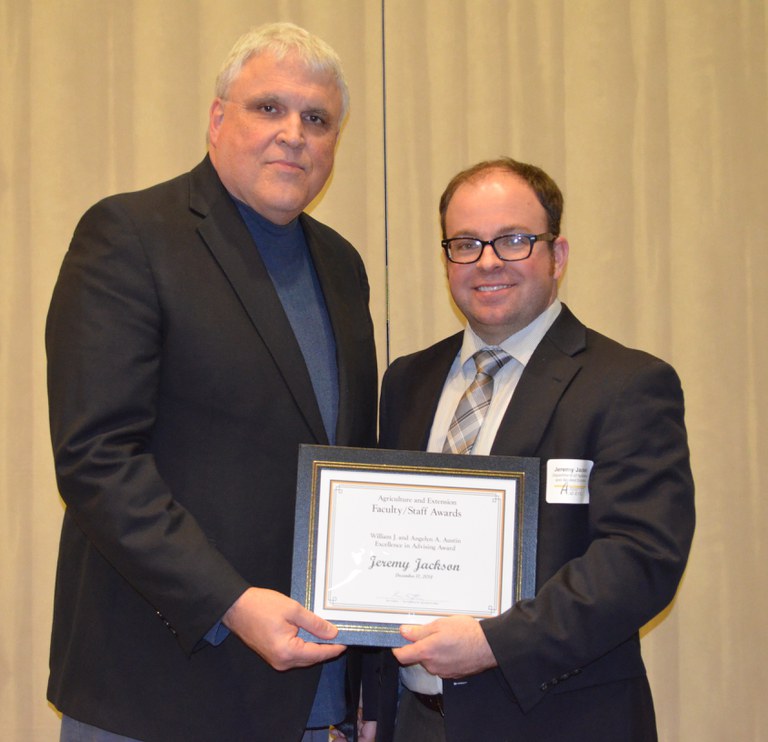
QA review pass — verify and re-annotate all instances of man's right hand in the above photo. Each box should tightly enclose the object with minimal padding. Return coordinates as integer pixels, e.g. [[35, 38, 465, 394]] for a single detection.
[[222, 587, 345, 670]]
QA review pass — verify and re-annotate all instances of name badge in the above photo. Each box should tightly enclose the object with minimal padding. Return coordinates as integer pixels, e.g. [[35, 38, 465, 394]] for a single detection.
[[546, 459, 593, 504]]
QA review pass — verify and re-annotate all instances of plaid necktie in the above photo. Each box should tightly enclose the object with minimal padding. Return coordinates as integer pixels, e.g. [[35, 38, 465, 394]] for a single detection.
[[442, 348, 512, 455]]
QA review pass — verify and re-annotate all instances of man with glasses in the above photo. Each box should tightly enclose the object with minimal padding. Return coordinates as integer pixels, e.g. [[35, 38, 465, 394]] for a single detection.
[[376, 158, 694, 741]]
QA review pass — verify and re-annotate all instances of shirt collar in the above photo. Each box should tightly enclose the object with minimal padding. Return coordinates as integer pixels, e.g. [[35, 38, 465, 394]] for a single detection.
[[459, 299, 563, 370]]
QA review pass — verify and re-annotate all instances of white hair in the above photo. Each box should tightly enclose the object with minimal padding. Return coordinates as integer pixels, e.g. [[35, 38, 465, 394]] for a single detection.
[[214, 22, 349, 120]]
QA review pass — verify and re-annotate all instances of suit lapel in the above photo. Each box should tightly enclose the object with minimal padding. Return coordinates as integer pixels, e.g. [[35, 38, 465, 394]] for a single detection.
[[190, 160, 327, 443], [491, 305, 586, 456]]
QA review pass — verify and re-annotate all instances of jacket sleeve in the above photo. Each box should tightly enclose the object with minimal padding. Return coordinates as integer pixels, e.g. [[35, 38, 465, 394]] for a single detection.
[[481, 355, 695, 711], [47, 196, 249, 654]]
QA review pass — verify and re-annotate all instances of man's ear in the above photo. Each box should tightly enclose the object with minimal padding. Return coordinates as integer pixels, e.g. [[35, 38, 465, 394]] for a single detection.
[[208, 98, 225, 147], [552, 236, 569, 280]]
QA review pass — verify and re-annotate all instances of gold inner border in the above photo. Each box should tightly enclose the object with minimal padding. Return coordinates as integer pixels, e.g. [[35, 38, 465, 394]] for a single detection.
[[302, 459, 528, 635]]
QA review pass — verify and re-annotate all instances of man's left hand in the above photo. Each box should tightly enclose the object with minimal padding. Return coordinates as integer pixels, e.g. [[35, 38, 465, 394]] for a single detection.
[[392, 615, 498, 678]]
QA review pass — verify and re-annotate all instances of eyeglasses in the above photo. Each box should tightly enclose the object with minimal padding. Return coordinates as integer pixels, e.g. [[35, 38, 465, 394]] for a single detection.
[[441, 232, 556, 264]]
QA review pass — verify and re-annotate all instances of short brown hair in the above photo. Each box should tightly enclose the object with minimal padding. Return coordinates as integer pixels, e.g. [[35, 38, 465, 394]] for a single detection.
[[439, 157, 563, 238]]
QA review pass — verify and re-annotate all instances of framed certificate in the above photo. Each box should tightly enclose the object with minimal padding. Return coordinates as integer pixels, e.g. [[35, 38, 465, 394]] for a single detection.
[[291, 445, 539, 647]]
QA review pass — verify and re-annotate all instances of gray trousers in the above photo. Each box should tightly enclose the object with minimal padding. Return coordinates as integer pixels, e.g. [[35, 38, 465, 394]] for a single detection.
[[61, 715, 331, 741]]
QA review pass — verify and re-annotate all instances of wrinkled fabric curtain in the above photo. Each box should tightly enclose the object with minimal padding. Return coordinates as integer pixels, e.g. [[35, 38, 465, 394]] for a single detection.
[[2, 1, 765, 739]]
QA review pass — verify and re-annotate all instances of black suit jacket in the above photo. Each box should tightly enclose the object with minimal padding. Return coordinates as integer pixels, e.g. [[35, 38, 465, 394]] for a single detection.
[[376, 305, 694, 741], [46, 157, 378, 742]]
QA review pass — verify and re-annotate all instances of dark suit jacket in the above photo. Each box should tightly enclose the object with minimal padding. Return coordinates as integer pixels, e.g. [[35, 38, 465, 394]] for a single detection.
[[376, 305, 694, 742], [46, 157, 378, 742]]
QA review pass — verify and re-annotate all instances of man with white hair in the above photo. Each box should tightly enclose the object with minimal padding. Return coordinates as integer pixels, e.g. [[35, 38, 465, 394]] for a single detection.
[[46, 23, 377, 742]]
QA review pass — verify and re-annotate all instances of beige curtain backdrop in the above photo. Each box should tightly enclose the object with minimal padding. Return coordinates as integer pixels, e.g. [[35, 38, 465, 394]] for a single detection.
[[1, 1, 765, 739]]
